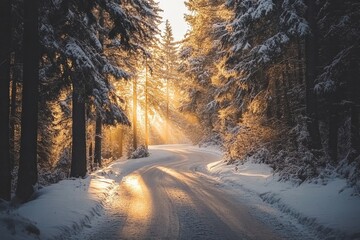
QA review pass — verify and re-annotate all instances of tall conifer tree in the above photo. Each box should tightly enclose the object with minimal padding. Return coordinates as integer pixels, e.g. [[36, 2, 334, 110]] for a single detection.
[[16, 0, 40, 202], [0, 0, 12, 201]]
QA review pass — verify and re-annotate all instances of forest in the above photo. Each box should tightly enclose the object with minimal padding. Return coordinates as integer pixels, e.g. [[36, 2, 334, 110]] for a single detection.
[[0, 0, 359, 206]]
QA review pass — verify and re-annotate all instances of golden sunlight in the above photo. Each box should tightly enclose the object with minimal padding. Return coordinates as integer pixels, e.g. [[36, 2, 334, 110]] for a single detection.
[[123, 174, 142, 193], [117, 173, 153, 238], [88, 178, 112, 192]]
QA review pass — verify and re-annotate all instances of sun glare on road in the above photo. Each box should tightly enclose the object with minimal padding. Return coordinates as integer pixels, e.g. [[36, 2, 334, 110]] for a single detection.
[[117, 173, 153, 238], [123, 175, 142, 193]]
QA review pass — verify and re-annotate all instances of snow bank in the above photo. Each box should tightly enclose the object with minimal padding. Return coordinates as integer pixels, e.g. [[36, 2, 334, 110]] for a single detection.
[[0, 147, 174, 240], [207, 159, 360, 239], [0, 168, 118, 240], [189, 144, 223, 157]]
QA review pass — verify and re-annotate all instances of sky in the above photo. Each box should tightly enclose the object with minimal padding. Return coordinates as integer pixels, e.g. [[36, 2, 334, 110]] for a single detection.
[[158, 0, 189, 41]]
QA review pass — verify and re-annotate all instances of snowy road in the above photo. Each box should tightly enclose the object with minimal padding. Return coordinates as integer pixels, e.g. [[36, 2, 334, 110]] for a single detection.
[[69, 145, 309, 240]]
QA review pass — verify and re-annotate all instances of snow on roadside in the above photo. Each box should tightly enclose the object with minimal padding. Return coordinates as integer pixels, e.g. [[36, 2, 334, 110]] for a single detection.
[[203, 150, 360, 239], [2, 144, 359, 239], [0, 149, 174, 240], [189, 144, 223, 157], [0, 169, 119, 240]]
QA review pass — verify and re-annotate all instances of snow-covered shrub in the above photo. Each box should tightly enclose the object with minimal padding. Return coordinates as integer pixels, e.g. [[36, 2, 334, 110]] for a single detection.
[[129, 145, 150, 159]]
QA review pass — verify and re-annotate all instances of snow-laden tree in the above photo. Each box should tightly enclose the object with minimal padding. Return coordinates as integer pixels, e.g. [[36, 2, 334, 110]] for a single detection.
[[180, 0, 228, 145], [158, 20, 179, 143], [219, 0, 309, 112], [314, 0, 360, 164], [211, 0, 317, 163], [205, 0, 360, 184], [39, 0, 161, 178]]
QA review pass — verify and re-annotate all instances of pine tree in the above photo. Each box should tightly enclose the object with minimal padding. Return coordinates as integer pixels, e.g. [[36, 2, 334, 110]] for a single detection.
[[180, 0, 228, 144], [315, 0, 360, 162], [0, 0, 12, 201], [16, 0, 40, 202], [138, 38, 166, 146], [304, 0, 322, 151], [159, 20, 179, 143]]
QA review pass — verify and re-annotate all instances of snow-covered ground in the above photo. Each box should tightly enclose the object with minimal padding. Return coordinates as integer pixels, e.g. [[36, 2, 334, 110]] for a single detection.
[[0, 149, 174, 240], [1, 144, 360, 239], [205, 155, 360, 239]]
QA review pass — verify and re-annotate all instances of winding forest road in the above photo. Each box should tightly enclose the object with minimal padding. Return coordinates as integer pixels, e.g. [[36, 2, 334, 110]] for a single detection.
[[70, 145, 310, 240]]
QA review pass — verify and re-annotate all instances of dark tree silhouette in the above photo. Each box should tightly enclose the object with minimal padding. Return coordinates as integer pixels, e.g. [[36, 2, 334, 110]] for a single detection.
[[304, 0, 322, 151], [94, 113, 102, 167], [70, 77, 87, 178], [0, 0, 12, 201], [16, 0, 40, 202]]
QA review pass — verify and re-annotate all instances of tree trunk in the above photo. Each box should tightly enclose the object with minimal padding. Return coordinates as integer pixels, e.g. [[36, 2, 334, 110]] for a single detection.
[[133, 78, 138, 150], [266, 76, 273, 120], [145, 60, 149, 149], [165, 78, 169, 143], [282, 72, 292, 125], [350, 106, 360, 158], [118, 126, 123, 157], [94, 10, 104, 166], [89, 141, 93, 171], [0, 0, 12, 201], [304, 0, 322, 150], [10, 53, 20, 170], [349, 60, 360, 160], [9, 51, 23, 170], [70, 78, 87, 178], [297, 40, 304, 84], [274, 78, 282, 120], [94, 113, 102, 167], [328, 103, 339, 163], [16, 0, 40, 202]]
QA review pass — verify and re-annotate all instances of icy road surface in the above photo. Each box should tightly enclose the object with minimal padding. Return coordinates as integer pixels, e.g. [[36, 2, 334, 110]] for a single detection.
[[69, 145, 313, 240]]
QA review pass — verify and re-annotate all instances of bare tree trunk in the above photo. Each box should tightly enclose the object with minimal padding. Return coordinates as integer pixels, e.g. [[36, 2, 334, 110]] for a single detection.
[[145, 60, 149, 149], [328, 103, 339, 163], [274, 78, 282, 120], [349, 60, 360, 161], [282, 71, 292, 125], [165, 78, 169, 143], [16, 0, 40, 202], [70, 78, 87, 178], [266, 76, 274, 120], [118, 126, 123, 157], [94, 113, 102, 167], [0, 0, 12, 201], [89, 141, 93, 171], [10, 53, 20, 170], [133, 78, 138, 150], [304, 0, 322, 150]]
